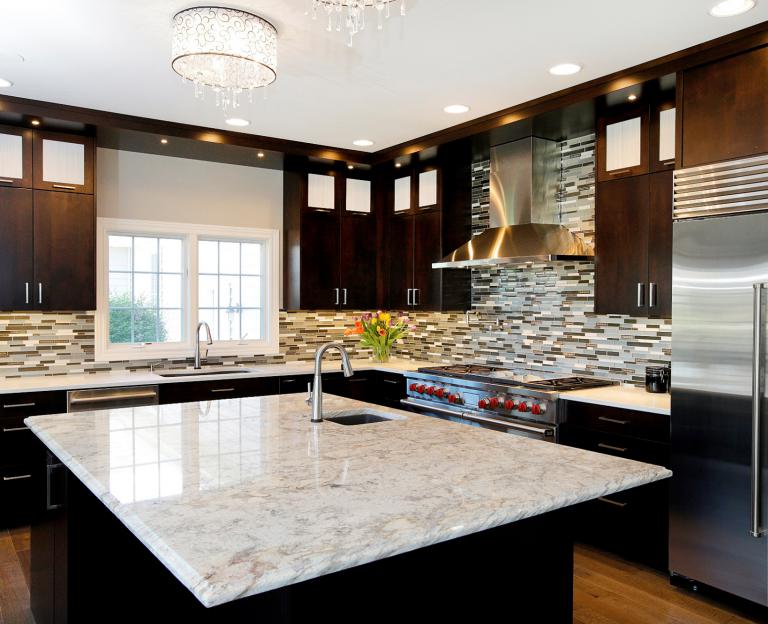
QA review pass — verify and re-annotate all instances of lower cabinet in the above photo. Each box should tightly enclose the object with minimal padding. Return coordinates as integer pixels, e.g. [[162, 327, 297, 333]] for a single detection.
[[294, 370, 407, 409], [559, 401, 670, 571], [158, 376, 279, 405]]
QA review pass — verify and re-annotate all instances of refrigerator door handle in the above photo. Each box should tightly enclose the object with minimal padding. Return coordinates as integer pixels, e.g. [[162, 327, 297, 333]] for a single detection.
[[751, 282, 767, 538]]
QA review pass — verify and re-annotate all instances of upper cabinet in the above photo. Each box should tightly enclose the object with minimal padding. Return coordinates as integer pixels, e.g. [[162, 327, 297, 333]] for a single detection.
[[33, 132, 94, 194], [0, 125, 33, 189], [680, 45, 768, 168]]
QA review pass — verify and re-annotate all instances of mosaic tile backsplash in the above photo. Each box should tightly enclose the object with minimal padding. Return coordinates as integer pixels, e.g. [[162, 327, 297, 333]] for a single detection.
[[0, 134, 670, 385]]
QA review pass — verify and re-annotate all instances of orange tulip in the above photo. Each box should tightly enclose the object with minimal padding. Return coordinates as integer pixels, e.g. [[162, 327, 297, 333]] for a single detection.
[[377, 327, 386, 337]]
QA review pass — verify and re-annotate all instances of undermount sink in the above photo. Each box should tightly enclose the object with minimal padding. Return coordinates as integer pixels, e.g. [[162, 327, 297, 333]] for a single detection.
[[154, 366, 255, 378], [324, 410, 400, 426]]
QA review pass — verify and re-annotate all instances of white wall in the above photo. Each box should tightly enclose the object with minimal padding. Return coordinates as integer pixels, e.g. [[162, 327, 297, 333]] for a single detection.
[[96, 148, 283, 230]]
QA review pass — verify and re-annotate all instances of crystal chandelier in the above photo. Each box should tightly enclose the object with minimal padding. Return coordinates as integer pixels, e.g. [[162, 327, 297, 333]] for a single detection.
[[171, 7, 277, 112], [310, 0, 406, 46]]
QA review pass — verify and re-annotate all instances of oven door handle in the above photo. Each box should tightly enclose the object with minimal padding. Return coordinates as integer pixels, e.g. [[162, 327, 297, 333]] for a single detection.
[[400, 398, 555, 438]]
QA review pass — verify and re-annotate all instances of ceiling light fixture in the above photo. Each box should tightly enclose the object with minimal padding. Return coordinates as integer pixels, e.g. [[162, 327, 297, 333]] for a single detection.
[[549, 63, 582, 76], [257, 152, 265, 158], [160, 138, 168, 144], [348, 164, 354, 170], [171, 7, 277, 112], [30, 119, 40, 126], [353, 139, 374, 147], [628, 94, 638, 101], [444, 104, 470, 114], [395, 163, 402, 168], [309, 0, 406, 47], [709, 0, 755, 16], [0, 78, 13, 88], [225, 117, 251, 127]]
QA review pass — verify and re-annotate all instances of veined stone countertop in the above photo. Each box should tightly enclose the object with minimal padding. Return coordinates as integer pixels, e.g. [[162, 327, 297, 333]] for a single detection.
[[560, 384, 671, 415], [26, 394, 671, 608], [0, 359, 431, 395]]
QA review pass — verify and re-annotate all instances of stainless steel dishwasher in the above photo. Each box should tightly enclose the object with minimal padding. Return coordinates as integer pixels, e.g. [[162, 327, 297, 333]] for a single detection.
[[67, 386, 160, 412]]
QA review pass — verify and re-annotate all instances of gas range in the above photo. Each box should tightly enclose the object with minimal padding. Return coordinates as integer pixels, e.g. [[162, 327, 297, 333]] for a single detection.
[[401, 365, 616, 441]]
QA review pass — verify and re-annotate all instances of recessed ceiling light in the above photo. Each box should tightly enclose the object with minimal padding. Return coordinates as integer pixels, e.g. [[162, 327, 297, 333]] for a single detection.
[[353, 139, 374, 147], [347, 165, 354, 170], [257, 152, 265, 158], [628, 94, 638, 102], [0, 78, 13, 88], [160, 138, 168, 144], [443, 104, 470, 114], [395, 163, 402, 168], [30, 119, 40, 126], [709, 0, 755, 16], [225, 117, 250, 127], [549, 63, 582, 76]]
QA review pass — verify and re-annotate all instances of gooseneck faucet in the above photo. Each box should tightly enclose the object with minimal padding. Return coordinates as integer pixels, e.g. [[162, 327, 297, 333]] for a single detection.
[[194, 321, 213, 370], [311, 343, 354, 423]]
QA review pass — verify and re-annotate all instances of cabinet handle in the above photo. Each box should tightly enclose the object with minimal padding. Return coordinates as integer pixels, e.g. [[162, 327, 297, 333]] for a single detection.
[[334, 288, 340, 306], [343, 288, 348, 305], [25, 282, 29, 305], [3, 402, 35, 409], [38, 282, 42, 305], [383, 379, 399, 385], [413, 288, 420, 306], [46, 463, 64, 510], [52, 184, 76, 190], [661, 160, 675, 167], [210, 388, 235, 393], [282, 379, 297, 383], [597, 496, 628, 508], [608, 168, 632, 176], [0, 178, 14, 185], [407, 288, 413, 306], [597, 415, 630, 425], [3, 474, 32, 481], [598, 442, 628, 453], [2, 426, 29, 433], [637, 283, 645, 308], [649, 283, 657, 308]]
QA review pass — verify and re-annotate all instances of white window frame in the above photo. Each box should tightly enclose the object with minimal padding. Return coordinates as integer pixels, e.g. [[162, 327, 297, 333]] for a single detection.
[[96, 218, 280, 362]]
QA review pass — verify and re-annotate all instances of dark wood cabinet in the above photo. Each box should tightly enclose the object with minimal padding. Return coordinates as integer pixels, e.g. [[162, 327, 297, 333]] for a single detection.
[[158, 376, 279, 405], [596, 105, 650, 182], [560, 401, 670, 571], [34, 191, 95, 311], [0, 187, 34, 309], [386, 212, 415, 309], [33, 131, 94, 195], [339, 211, 377, 309], [680, 45, 768, 168], [0, 124, 33, 189], [279, 371, 407, 410], [298, 207, 341, 310], [595, 170, 672, 318]]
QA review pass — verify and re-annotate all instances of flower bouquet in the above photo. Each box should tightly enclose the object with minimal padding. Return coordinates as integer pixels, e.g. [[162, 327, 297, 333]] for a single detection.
[[345, 311, 414, 363]]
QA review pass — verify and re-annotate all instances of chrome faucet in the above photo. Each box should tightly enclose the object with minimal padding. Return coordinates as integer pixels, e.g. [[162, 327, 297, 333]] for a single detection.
[[310, 343, 354, 423], [193, 321, 213, 370]]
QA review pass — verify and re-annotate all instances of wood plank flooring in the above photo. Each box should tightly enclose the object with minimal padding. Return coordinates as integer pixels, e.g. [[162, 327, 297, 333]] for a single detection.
[[0, 528, 763, 624]]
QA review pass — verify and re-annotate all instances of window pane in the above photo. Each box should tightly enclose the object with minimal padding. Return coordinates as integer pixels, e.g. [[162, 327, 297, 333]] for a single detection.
[[109, 272, 131, 305], [198, 275, 218, 308], [108, 236, 132, 271], [241, 243, 261, 275], [133, 273, 157, 308], [219, 309, 241, 341], [132, 309, 158, 343], [242, 309, 261, 340], [241, 276, 261, 307], [199, 240, 218, 274], [159, 238, 182, 273], [219, 275, 241, 308], [220, 242, 240, 274], [159, 274, 182, 308], [109, 308, 133, 343], [199, 309, 218, 341], [159, 309, 182, 342], [134, 237, 158, 272]]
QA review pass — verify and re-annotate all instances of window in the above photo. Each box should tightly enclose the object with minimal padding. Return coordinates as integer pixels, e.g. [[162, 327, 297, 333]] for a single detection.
[[96, 219, 279, 361]]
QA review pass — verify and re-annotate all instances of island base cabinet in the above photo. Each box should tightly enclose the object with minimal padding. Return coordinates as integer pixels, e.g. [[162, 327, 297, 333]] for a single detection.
[[33, 467, 577, 623]]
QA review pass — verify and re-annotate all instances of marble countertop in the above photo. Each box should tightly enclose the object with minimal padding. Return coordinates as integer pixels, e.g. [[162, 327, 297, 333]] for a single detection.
[[560, 385, 671, 415], [26, 394, 671, 608], [0, 359, 431, 395]]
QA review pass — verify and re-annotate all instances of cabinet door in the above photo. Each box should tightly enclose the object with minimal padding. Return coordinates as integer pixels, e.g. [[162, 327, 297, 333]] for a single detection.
[[650, 103, 676, 172], [0, 125, 32, 188], [595, 176, 649, 315], [33, 191, 95, 311], [413, 209, 442, 311], [387, 213, 414, 309], [340, 212, 376, 310], [33, 132, 94, 194], [597, 107, 650, 182], [648, 170, 673, 318], [300, 208, 340, 309], [0, 187, 34, 309], [681, 46, 768, 168]]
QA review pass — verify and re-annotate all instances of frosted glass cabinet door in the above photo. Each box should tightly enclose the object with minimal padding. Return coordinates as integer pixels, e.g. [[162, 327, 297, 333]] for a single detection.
[[0, 125, 32, 188], [394, 176, 411, 213], [33, 132, 94, 194], [307, 173, 335, 209], [597, 107, 649, 182], [418, 170, 438, 208], [658, 107, 676, 163], [345, 178, 371, 213]]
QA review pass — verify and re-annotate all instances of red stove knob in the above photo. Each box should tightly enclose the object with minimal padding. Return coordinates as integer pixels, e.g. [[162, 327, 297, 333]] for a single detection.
[[436, 388, 446, 398], [448, 394, 457, 403], [417, 385, 426, 394], [426, 386, 435, 395], [518, 402, 529, 413], [489, 397, 500, 409], [531, 404, 545, 415], [504, 399, 516, 411], [478, 399, 489, 409], [409, 383, 418, 392]]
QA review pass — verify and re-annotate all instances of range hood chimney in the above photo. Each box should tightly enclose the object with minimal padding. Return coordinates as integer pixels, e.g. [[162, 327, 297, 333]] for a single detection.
[[433, 137, 593, 268]]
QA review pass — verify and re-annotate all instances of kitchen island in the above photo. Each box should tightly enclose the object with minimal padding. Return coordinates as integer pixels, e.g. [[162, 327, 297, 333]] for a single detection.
[[25, 394, 670, 623]]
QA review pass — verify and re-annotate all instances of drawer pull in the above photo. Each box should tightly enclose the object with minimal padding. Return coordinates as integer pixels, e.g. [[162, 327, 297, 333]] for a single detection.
[[52, 184, 77, 190], [3, 402, 36, 409], [598, 416, 630, 425], [3, 474, 32, 481], [0, 178, 15, 184], [597, 496, 628, 508], [608, 168, 632, 176], [598, 442, 628, 453], [382, 379, 400, 385], [2, 426, 29, 433], [282, 379, 297, 383], [661, 160, 675, 166], [210, 388, 235, 393]]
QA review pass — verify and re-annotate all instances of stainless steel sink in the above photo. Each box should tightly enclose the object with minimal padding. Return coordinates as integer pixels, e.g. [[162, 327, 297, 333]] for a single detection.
[[324, 410, 400, 426], [154, 366, 255, 378]]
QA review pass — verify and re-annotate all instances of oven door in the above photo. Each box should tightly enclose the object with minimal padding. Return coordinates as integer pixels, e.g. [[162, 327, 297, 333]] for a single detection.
[[400, 398, 556, 442]]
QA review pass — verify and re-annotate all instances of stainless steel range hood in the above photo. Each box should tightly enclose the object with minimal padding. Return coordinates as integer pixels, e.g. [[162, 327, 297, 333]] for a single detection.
[[433, 137, 594, 269]]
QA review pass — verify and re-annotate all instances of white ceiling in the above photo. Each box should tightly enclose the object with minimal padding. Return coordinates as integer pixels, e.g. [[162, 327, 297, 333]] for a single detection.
[[1, 0, 766, 151]]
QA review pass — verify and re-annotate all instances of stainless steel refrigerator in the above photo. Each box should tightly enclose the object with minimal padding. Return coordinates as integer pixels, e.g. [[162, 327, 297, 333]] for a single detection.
[[670, 154, 768, 605]]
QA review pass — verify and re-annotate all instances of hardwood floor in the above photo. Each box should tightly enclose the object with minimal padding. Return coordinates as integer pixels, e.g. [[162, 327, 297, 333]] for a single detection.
[[0, 527, 763, 624]]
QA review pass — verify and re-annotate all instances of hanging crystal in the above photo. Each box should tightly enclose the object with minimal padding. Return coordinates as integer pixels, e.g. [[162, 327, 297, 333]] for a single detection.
[[310, 0, 405, 46]]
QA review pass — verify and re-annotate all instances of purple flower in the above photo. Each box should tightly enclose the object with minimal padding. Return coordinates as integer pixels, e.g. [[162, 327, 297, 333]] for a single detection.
[[409, 324, 417, 331], [362, 313, 372, 321]]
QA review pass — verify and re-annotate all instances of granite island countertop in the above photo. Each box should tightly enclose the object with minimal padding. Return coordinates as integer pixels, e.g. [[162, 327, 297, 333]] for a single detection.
[[26, 394, 671, 608]]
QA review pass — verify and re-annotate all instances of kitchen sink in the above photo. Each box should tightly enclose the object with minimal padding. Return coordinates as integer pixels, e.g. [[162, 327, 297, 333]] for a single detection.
[[324, 410, 400, 426], [154, 366, 255, 378]]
